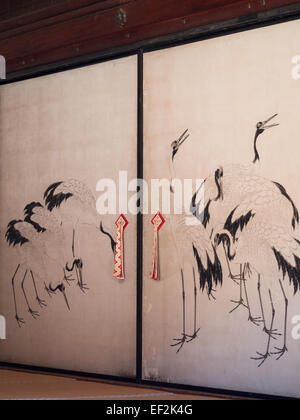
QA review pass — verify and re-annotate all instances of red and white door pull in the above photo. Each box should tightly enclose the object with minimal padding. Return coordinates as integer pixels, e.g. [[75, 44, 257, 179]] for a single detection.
[[150, 212, 165, 281], [113, 214, 129, 280]]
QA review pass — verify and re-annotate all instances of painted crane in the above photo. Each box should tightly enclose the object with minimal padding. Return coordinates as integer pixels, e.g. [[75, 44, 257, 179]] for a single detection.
[[43, 179, 101, 292], [214, 220, 300, 366], [23, 201, 81, 302], [190, 114, 299, 325], [5, 219, 70, 326], [169, 130, 223, 352], [191, 114, 287, 243]]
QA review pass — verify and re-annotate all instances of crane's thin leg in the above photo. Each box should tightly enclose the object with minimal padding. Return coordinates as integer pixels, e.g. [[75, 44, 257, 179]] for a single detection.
[[77, 259, 88, 291], [72, 228, 76, 258], [61, 285, 71, 311], [76, 258, 88, 292], [30, 271, 46, 308], [182, 270, 186, 337], [171, 269, 188, 353], [272, 279, 288, 360], [71, 228, 80, 285], [63, 228, 78, 286], [63, 226, 76, 287], [72, 228, 79, 283], [12, 264, 24, 327], [187, 267, 200, 342], [257, 274, 280, 340], [252, 289, 275, 367], [242, 265, 262, 327], [21, 270, 39, 319], [65, 258, 87, 292], [230, 264, 248, 313], [223, 243, 239, 284]]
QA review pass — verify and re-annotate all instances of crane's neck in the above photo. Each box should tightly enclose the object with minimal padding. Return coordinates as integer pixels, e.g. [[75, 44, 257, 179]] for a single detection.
[[253, 130, 262, 164], [168, 153, 186, 268], [169, 153, 177, 193], [214, 170, 223, 201], [169, 153, 183, 216], [216, 230, 236, 261]]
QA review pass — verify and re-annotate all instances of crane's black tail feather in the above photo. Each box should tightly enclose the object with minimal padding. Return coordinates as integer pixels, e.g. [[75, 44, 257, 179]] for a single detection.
[[273, 247, 300, 294], [273, 182, 299, 230], [44, 181, 73, 212], [224, 208, 255, 241], [193, 244, 223, 296]]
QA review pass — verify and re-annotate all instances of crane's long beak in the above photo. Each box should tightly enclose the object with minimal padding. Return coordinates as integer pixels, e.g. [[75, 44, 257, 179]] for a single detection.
[[177, 129, 190, 147], [62, 288, 70, 311], [262, 113, 280, 130]]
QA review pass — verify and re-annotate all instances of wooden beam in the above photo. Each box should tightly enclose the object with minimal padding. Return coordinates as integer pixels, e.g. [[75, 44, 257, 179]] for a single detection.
[[0, 0, 299, 74]]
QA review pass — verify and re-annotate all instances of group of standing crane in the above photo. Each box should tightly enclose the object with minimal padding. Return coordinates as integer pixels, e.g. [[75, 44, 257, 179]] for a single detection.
[[4, 114, 300, 367], [170, 115, 300, 366], [5, 179, 103, 326]]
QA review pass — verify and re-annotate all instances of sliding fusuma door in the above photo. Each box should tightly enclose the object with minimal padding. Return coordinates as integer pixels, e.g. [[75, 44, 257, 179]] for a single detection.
[[0, 56, 137, 377], [143, 19, 300, 397]]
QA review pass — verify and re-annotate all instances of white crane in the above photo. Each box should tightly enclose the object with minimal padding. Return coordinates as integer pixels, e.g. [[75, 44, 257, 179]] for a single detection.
[[43, 179, 101, 292], [23, 201, 80, 301], [214, 220, 300, 366], [169, 130, 223, 352], [5, 219, 70, 326], [190, 114, 293, 243], [190, 114, 299, 325]]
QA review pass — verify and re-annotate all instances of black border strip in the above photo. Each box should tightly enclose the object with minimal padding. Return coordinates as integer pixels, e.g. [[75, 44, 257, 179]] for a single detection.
[[1, 4, 300, 401], [136, 49, 144, 383]]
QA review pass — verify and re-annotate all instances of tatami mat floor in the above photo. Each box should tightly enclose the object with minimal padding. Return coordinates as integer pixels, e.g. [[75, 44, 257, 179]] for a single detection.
[[0, 368, 231, 400]]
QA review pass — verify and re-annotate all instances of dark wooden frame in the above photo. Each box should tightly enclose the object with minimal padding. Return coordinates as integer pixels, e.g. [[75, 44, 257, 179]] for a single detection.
[[1, 2, 300, 400]]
